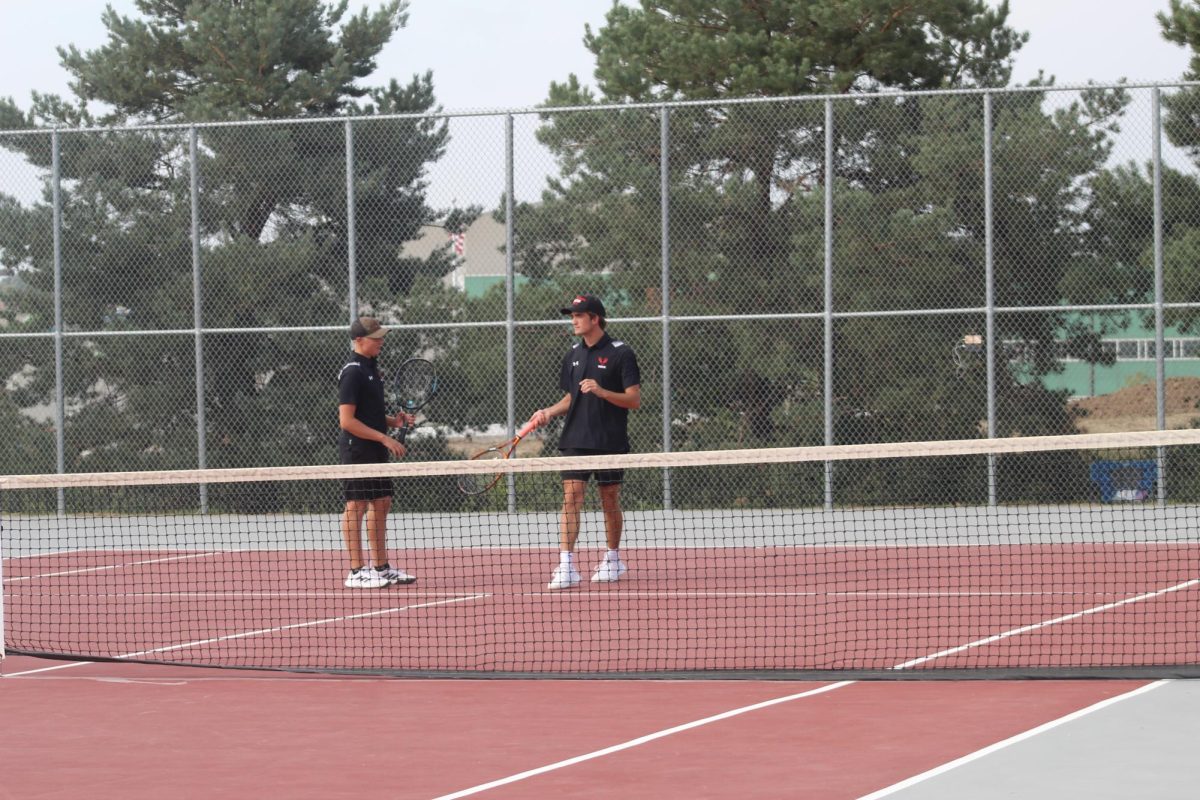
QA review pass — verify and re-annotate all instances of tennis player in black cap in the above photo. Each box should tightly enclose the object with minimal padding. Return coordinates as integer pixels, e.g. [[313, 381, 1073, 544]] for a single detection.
[[337, 316, 417, 589], [528, 294, 641, 589]]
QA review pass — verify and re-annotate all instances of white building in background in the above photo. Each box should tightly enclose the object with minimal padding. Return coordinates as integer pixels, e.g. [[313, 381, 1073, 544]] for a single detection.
[[403, 214, 510, 297]]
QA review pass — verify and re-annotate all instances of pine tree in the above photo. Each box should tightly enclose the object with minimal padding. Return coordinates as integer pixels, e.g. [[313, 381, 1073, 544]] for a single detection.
[[496, 1, 1135, 504], [0, 1, 467, 473]]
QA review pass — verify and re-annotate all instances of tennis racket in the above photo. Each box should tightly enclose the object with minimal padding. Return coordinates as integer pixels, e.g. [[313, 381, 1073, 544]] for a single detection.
[[456, 419, 538, 496], [390, 358, 438, 444]]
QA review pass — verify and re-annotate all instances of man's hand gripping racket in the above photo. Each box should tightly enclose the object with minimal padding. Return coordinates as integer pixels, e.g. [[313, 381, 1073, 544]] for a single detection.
[[456, 417, 540, 496], [390, 358, 438, 446]]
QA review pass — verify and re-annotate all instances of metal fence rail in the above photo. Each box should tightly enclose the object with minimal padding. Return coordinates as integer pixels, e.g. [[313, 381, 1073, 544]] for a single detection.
[[3, 82, 1200, 511]]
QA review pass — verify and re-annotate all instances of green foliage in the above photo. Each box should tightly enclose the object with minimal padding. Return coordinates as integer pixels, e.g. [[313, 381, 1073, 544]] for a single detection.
[[59, 0, 406, 122], [582, 0, 1026, 99], [0, 0, 468, 475], [485, 0, 1164, 507], [3, 1, 1191, 516], [1163, 228, 1200, 328], [1108, 2, 1200, 334], [0, 394, 56, 474], [516, 5, 1117, 454]]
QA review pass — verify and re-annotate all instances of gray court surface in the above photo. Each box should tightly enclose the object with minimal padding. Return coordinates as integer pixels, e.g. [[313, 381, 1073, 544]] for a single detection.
[[3, 504, 1199, 555], [879, 679, 1200, 800]]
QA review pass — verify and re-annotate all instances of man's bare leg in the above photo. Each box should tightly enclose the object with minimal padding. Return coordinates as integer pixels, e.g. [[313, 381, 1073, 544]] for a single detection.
[[598, 483, 623, 550], [366, 496, 392, 567], [341, 500, 369, 570], [559, 480, 586, 552]]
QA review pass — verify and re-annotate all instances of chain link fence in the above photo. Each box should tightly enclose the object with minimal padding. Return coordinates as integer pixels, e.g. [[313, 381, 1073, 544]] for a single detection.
[[4, 83, 1200, 510]]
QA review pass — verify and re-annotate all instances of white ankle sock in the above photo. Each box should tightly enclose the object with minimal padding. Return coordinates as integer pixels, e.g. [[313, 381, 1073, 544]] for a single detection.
[[559, 551, 574, 566]]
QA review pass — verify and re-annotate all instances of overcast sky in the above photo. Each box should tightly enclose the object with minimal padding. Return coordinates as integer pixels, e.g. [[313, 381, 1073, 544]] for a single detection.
[[0, 1, 1192, 112], [0, 1, 1193, 208]]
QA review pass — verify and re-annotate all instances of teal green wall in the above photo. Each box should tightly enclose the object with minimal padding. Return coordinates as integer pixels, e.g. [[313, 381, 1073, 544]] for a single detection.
[[1043, 361, 1200, 397], [1029, 315, 1200, 397], [464, 275, 528, 298]]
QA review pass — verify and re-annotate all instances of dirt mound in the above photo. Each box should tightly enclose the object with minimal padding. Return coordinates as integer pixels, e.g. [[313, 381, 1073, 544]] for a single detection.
[[1071, 377, 1200, 419], [1068, 377, 1200, 432]]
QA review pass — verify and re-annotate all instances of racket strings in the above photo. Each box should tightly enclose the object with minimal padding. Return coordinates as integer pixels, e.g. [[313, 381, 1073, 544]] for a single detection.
[[457, 448, 508, 495], [456, 471, 497, 495], [395, 360, 436, 410]]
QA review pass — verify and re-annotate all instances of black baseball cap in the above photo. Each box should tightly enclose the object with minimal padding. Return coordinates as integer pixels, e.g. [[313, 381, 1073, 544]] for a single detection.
[[349, 316, 387, 339], [560, 293, 606, 317]]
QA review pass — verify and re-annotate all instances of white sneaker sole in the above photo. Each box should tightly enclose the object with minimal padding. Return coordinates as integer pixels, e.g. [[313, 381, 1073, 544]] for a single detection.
[[547, 574, 581, 590], [345, 579, 388, 589], [591, 563, 627, 583]]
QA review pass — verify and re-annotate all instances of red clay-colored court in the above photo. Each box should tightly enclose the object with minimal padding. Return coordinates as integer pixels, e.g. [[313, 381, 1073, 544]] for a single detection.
[[4, 540, 1197, 797], [0, 653, 1156, 799], [5, 544, 1199, 673]]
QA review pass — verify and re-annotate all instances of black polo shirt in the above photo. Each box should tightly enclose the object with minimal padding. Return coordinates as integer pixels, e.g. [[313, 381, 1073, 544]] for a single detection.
[[337, 352, 387, 447], [558, 333, 641, 453]]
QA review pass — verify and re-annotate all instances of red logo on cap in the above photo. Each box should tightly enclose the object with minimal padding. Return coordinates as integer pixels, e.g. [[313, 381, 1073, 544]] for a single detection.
[[574, 296, 586, 305]]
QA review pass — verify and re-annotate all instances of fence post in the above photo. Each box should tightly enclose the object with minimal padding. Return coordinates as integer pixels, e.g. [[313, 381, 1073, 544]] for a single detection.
[[1153, 87, 1167, 504], [660, 106, 673, 508], [190, 127, 208, 512], [984, 92, 997, 506], [823, 98, 834, 511], [345, 119, 357, 320], [505, 115, 517, 512], [52, 128, 65, 514]]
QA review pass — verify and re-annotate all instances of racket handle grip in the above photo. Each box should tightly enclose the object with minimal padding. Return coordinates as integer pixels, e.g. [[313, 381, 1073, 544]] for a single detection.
[[517, 419, 538, 439], [395, 423, 409, 445]]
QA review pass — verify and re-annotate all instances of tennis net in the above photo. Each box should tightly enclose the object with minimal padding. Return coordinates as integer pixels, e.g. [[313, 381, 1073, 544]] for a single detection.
[[3, 429, 1200, 678]]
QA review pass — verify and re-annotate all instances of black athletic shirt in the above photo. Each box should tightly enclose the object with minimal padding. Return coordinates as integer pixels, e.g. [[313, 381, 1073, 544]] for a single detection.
[[558, 333, 641, 452], [337, 352, 387, 454]]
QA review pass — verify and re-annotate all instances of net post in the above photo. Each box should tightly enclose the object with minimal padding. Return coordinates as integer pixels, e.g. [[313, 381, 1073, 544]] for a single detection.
[[823, 97, 834, 511], [1153, 87, 1167, 504], [983, 92, 997, 506], [505, 114, 518, 512], [52, 127, 65, 515], [190, 126, 209, 513], [660, 105, 673, 509]]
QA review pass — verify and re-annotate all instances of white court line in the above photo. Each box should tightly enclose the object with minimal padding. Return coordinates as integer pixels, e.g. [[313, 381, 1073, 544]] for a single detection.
[[2, 594, 489, 676], [2, 548, 89, 561], [857, 680, 1169, 799], [1, 580, 1190, 790], [2, 591, 500, 599], [2, 551, 235, 583], [429, 681, 857, 800], [630, 541, 1200, 548], [2, 541, 1195, 559], [525, 590, 1139, 598], [4, 573, 1195, 800], [1, 589, 1145, 600], [892, 578, 1200, 670], [429, 578, 1199, 798], [3, 660, 106, 677]]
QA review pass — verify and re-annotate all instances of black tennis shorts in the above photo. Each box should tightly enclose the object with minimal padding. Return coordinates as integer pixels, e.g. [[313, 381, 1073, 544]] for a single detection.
[[559, 447, 625, 486], [338, 437, 393, 503]]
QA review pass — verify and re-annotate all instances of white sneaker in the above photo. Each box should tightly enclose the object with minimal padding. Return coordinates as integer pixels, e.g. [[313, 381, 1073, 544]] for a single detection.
[[591, 557, 627, 583], [547, 563, 581, 590], [374, 565, 416, 585], [345, 569, 389, 589]]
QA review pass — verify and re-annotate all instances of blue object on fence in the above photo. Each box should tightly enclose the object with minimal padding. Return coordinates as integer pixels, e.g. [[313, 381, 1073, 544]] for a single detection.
[[1089, 460, 1157, 502]]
